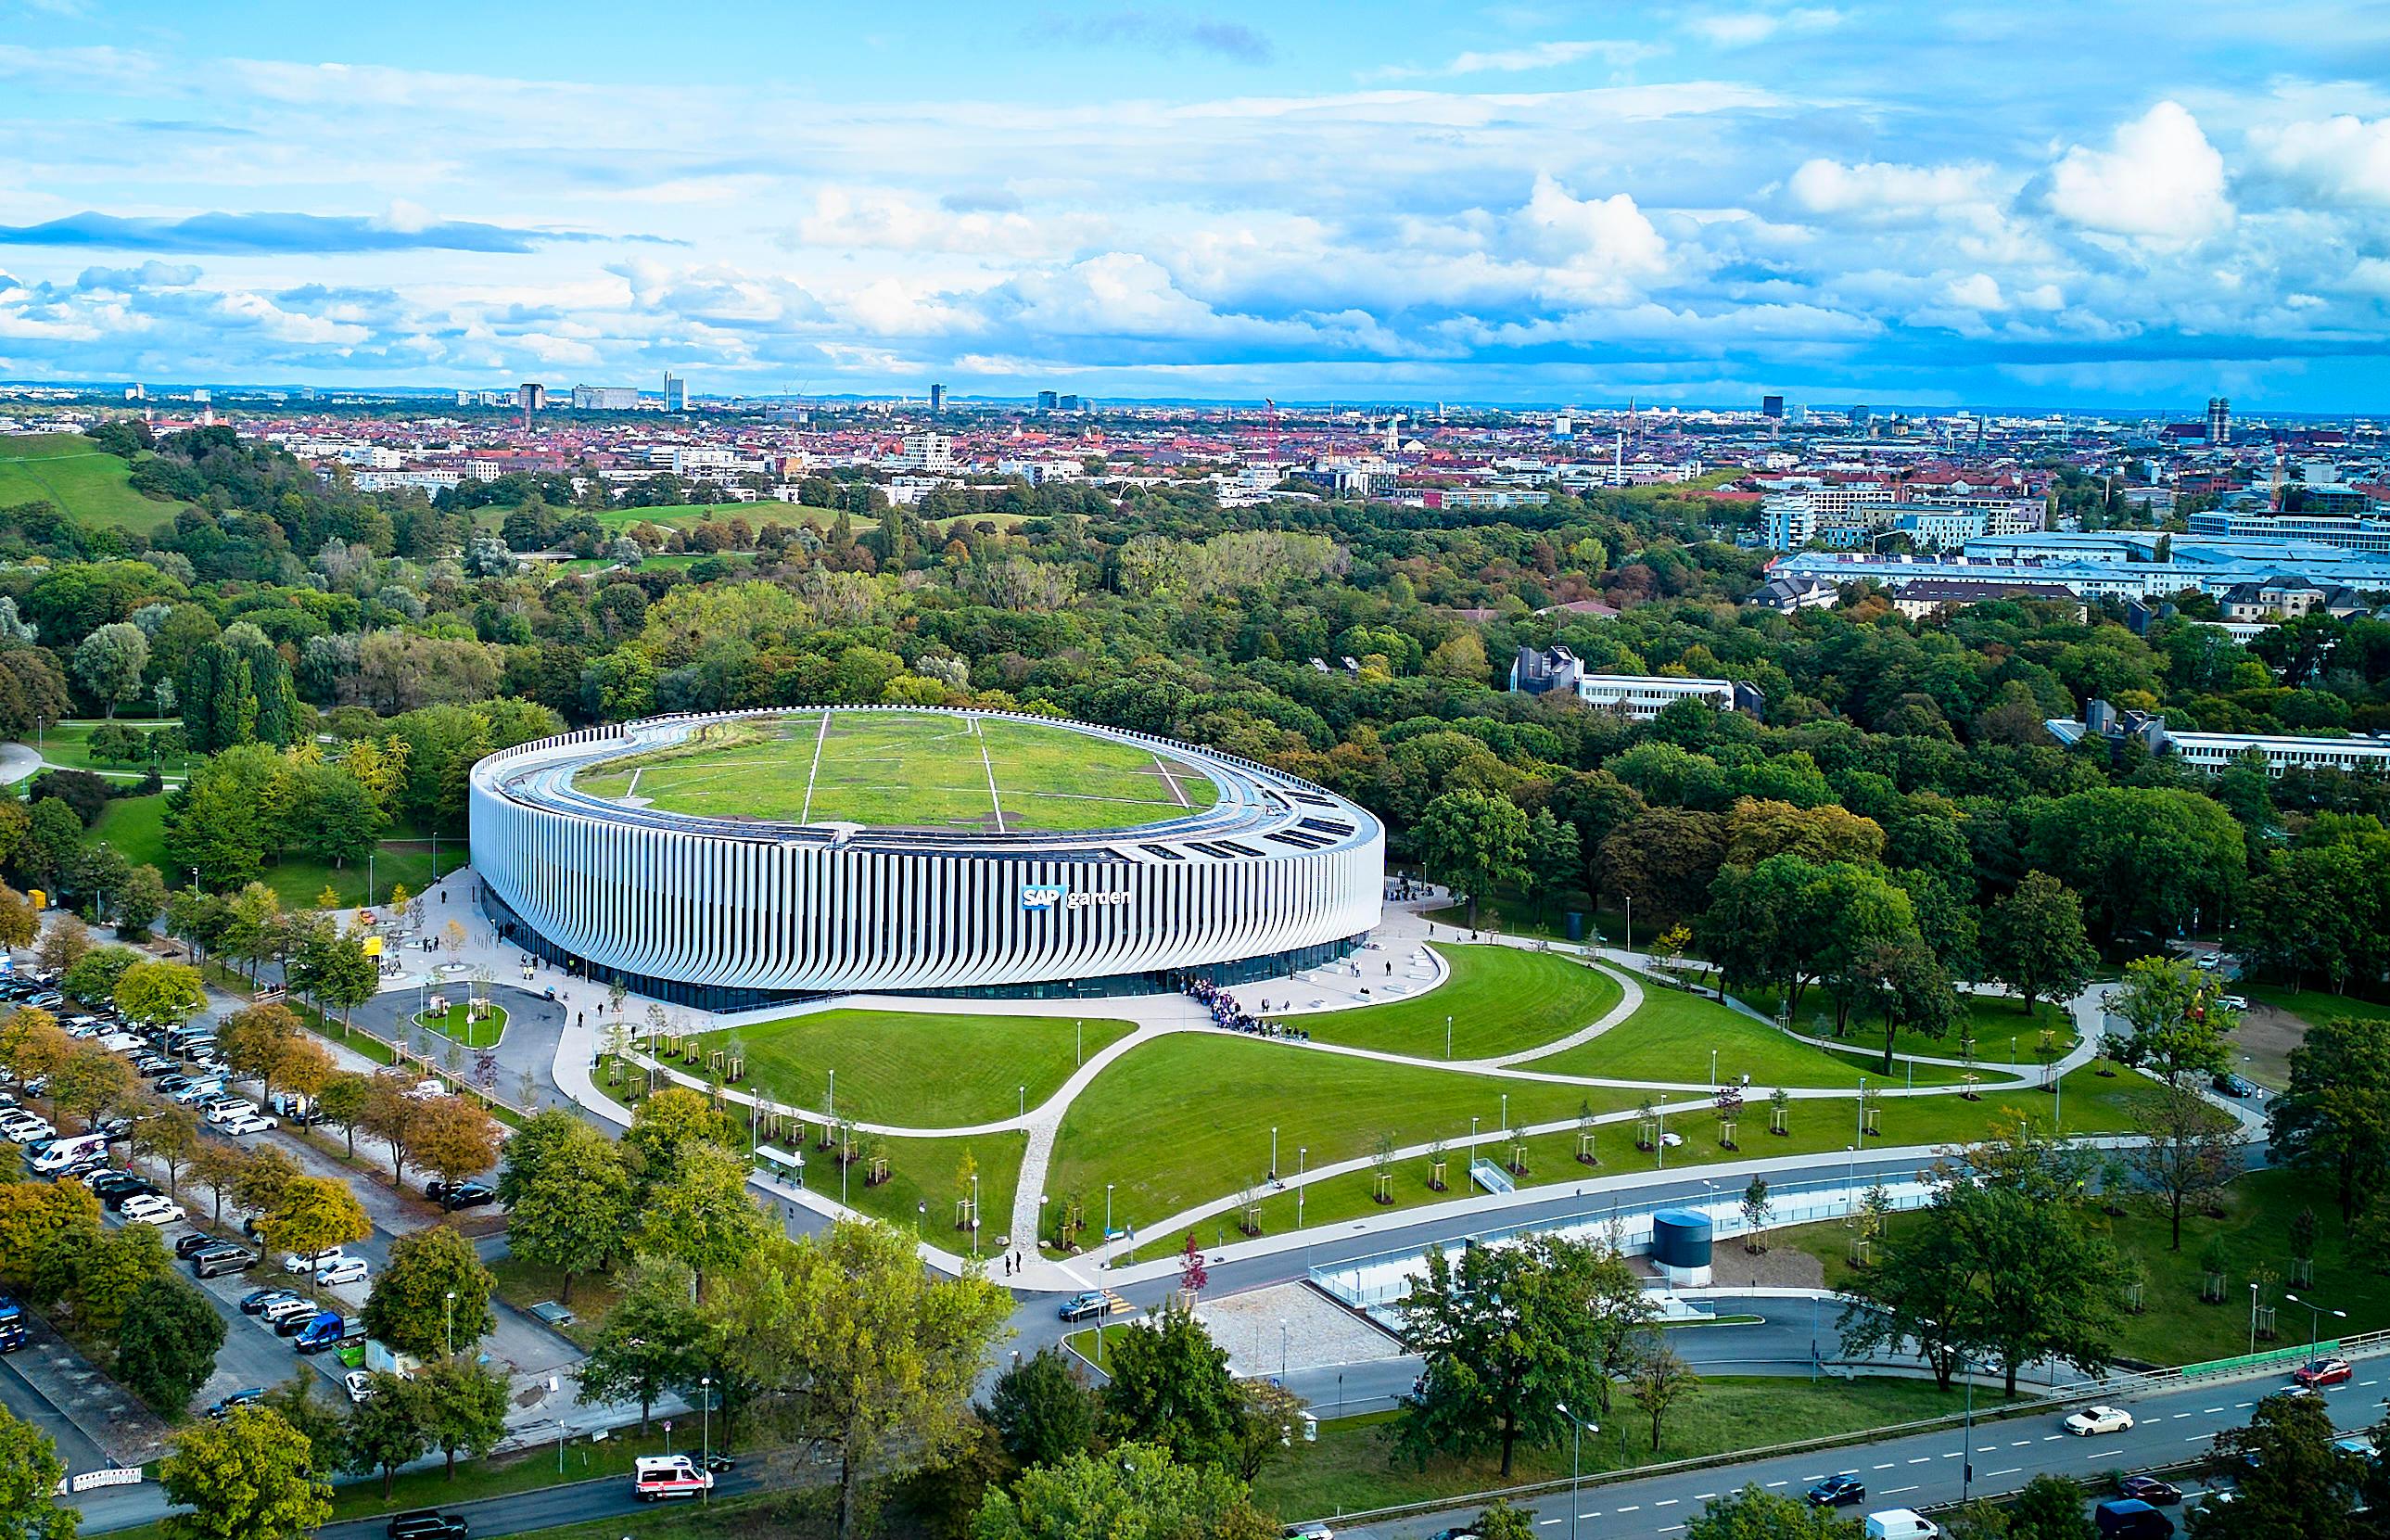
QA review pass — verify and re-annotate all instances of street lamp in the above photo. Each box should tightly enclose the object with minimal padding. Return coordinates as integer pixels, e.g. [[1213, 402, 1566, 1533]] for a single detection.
[[970, 1173, 980, 1258], [444, 1290, 456, 1357], [1279, 1319, 1290, 1381], [1922, 1318, 1974, 1504], [1271, 1126, 1279, 1181], [1445, 1014, 1453, 1060], [827, 1067, 835, 1120], [1709, 1048, 1717, 1088], [699, 1375, 712, 1503], [2282, 1293, 2346, 1368], [1297, 1148, 1307, 1228], [1557, 1402, 1596, 1540], [2249, 1282, 2259, 1356], [1500, 1092, 1508, 1136], [1106, 1183, 1114, 1238], [1623, 894, 1633, 954]]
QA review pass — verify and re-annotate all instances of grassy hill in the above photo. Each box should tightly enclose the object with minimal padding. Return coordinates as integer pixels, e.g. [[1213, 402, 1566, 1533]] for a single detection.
[[0, 434, 191, 534]]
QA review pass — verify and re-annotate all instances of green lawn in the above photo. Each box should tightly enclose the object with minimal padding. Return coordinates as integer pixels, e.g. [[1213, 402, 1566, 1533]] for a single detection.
[[1521, 986, 1972, 1088], [1123, 1062, 2155, 1261], [575, 709, 1214, 833], [677, 1007, 1133, 1128], [20, 718, 197, 781], [0, 433, 193, 533], [415, 1001, 508, 1049], [1730, 983, 2079, 1066], [90, 793, 469, 908], [1293, 946, 1623, 1059], [2244, 984, 2390, 1027], [1781, 1165, 2390, 1368], [595, 503, 844, 531], [1252, 1378, 1997, 1518]]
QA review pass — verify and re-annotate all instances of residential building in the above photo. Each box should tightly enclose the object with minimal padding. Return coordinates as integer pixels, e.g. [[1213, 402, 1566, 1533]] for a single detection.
[[896, 432, 954, 472], [1888, 579, 2085, 621], [1747, 573, 1840, 612], [2049, 699, 2390, 778], [2218, 579, 2364, 621], [1509, 647, 1761, 719]]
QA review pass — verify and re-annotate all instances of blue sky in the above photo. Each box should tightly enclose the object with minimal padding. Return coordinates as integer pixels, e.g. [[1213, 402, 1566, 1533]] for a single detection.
[[2, 1, 2387, 409]]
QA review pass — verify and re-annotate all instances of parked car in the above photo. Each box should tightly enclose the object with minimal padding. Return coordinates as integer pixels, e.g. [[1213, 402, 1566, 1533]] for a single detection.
[[2210, 1073, 2257, 1099], [199, 1096, 250, 1123], [193, 1247, 261, 1279], [173, 1232, 225, 1260], [316, 1256, 370, 1288], [259, 1298, 318, 1329], [2292, 1357, 2354, 1388], [2118, 1476, 2182, 1505], [97, 1177, 159, 1210], [296, 1312, 365, 1354], [240, 1287, 299, 1316], [425, 1178, 496, 1210], [204, 1387, 266, 1419], [345, 1370, 377, 1404], [2066, 1406, 2136, 1436], [284, 1246, 348, 1274], [221, 1113, 279, 1137], [1862, 1512, 1939, 1540], [2093, 1500, 2173, 1540], [386, 1510, 469, 1540], [1808, 1474, 1867, 1508], [120, 1194, 186, 1226], [22, 991, 64, 1009]]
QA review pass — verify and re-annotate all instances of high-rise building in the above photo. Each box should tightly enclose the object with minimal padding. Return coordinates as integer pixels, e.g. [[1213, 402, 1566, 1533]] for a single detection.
[[1058, 394, 1086, 413], [897, 432, 954, 471], [1850, 403, 1871, 431], [2206, 396, 2231, 445], [1761, 394, 1784, 419], [517, 383, 547, 412], [1036, 390, 1060, 413], [929, 383, 948, 414], [571, 385, 640, 411], [662, 373, 686, 412]]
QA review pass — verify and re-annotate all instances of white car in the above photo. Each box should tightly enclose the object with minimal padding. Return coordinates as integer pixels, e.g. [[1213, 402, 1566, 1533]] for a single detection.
[[315, 1257, 370, 1288], [221, 1113, 279, 1137], [283, 1246, 348, 1274], [2065, 1406, 2135, 1436], [121, 1194, 186, 1226], [2, 1114, 55, 1143], [344, 1370, 376, 1404]]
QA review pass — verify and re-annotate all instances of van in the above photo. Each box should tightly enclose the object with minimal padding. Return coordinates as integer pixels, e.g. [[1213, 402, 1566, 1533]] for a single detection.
[[2094, 1500, 2174, 1540], [631, 1455, 713, 1501], [192, 1247, 261, 1279], [1864, 1511, 1940, 1540], [96, 1032, 143, 1054], [30, 1133, 107, 1176]]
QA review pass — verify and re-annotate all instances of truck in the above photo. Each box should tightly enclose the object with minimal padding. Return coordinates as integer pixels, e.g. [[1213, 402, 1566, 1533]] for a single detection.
[[295, 1311, 368, 1355], [1863, 1511, 1940, 1540]]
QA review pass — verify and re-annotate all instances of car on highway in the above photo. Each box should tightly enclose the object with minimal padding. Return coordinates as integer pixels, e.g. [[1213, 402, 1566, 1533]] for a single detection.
[[240, 1287, 300, 1316], [316, 1256, 370, 1288], [121, 1193, 186, 1226], [284, 1246, 349, 1274], [2066, 1406, 2136, 1436], [346, 1370, 377, 1404], [1057, 1291, 1110, 1322], [631, 1455, 713, 1502], [386, 1509, 469, 1539], [1808, 1474, 1867, 1508], [2334, 1434, 2378, 1461], [1427, 1525, 1478, 1540], [2272, 1384, 2321, 1405], [1283, 1523, 1333, 1540], [204, 1387, 266, 1419], [2292, 1357, 2353, 1388], [424, 1178, 497, 1210], [2117, 1476, 2182, 1505]]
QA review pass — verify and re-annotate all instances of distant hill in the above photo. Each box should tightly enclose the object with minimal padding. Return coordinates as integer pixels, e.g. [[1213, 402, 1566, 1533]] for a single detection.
[[0, 434, 190, 534]]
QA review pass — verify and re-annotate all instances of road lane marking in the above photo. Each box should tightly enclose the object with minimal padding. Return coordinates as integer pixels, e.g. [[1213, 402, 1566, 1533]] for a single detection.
[[2187, 1434, 2211, 1443], [1765, 1482, 1787, 1489], [1874, 1462, 1894, 1470], [1888, 1485, 1918, 1495], [1655, 1500, 1678, 1508], [2203, 1407, 2223, 1414], [1617, 1506, 1639, 1512], [2233, 1402, 2253, 1409], [1909, 1457, 1930, 1464], [1694, 1494, 1716, 1501], [1539, 1521, 1562, 1526], [2173, 1412, 2190, 1419], [1988, 1468, 2022, 1478], [2012, 1441, 2031, 1447]]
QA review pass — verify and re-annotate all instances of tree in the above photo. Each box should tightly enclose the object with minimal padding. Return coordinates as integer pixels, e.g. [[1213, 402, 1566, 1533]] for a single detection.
[[158, 1406, 330, 1540], [574, 1258, 706, 1432], [987, 1346, 1099, 1470], [410, 1094, 501, 1191], [261, 1368, 350, 1479], [2269, 1015, 2390, 1221], [1739, 1176, 1773, 1253], [415, 1355, 509, 1479], [1099, 1306, 1249, 1472], [1981, 872, 2098, 1016], [308, 932, 380, 1037], [345, 1372, 429, 1496], [315, 1070, 372, 1159], [1396, 1230, 1651, 1477], [74, 1222, 167, 1339], [0, 1402, 77, 1540], [1524, 808, 1583, 912], [49, 1043, 132, 1130], [2002, 1474, 2099, 1540], [2193, 1393, 2365, 1540], [72, 621, 148, 718], [131, 1101, 200, 1197], [1472, 1499, 1539, 1540], [2023, 787, 2245, 945], [621, 1085, 741, 1196], [60, 945, 142, 1006], [0, 887, 34, 954], [112, 863, 168, 939], [972, 1440, 1275, 1540], [32, 911, 88, 976], [218, 1003, 301, 1107], [360, 1070, 427, 1184], [636, 1141, 769, 1298], [1415, 790, 1531, 927], [0, 1174, 100, 1305], [1683, 1486, 1862, 1540], [362, 1224, 497, 1359], [1629, 1332, 1699, 1451], [112, 961, 207, 1029], [709, 1219, 1012, 1540], [187, 1140, 249, 1227], [502, 1113, 631, 1303], [117, 1275, 226, 1414], [2126, 1085, 2247, 1249], [2110, 957, 2238, 1087], [258, 1175, 371, 1282]]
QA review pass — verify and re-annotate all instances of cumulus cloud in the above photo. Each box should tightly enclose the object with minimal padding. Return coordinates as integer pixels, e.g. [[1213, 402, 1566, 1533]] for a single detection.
[[1510, 174, 1671, 301], [1786, 159, 1999, 215], [2248, 114, 2390, 208], [2045, 100, 2233, 243], [0, 210, 667, 255]]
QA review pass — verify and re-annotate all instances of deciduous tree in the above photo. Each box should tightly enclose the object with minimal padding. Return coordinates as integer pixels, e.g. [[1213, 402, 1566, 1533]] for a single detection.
[[118, 1275, 226, 1414], [159, 1405, 328, 1540], [415, 1355, 509, 1480], [1981, 872, 2098, 1016], [986, 1346, 1099, 1471], [2269, 1015, 2390, 1222], [972, 1440, 1274, 1540], [2127, 1085, 2248, 1249], [0, 1402, 77, 1540]]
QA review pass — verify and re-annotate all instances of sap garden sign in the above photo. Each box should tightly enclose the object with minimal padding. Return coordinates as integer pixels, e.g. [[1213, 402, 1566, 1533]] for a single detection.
[[1021, 885, 1133, 913]]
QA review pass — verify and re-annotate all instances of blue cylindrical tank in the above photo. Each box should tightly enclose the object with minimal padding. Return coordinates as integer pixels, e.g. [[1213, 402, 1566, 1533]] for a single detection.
[[1650, 1208, 1714, 1270]]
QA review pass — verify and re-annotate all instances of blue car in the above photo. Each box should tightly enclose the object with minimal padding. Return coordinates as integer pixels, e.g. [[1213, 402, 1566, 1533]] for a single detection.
[[1807, 1474, 1865, 1508], [1058, 1292, 1109, 1322]]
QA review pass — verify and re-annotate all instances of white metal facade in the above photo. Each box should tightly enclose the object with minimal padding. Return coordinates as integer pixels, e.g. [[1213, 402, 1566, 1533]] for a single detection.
[[467, 708, 1385, 996]]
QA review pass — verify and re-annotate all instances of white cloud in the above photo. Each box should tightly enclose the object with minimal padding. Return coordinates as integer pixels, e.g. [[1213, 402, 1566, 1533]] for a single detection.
[[2046, 100, 2233, 242], [1371, 39, 1662, 80], [1510, 175, 1671, 301], [1946, 273, 2004, 310], [1786, 158, 1999, 215], [2248, 114, 2390, 208], [1688, 8, 1842, 47]]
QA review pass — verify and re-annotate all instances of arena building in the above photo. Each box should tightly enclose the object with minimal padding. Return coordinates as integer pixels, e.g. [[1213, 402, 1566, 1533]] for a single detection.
[[466, 707, 1386, 1010]]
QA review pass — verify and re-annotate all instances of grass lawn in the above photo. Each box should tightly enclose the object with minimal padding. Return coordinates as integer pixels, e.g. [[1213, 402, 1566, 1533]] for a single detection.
[[1293, 947, 1624, 1059], [1521, 986, 1972, 1088], [489, 1252, 624, 1348], [91, 792, 470, 907], [594, 503, 846, 531], [1251, 1378, 1995, 1518], [678, 1008, 1134, 1128], [2244, 984, 2390, 1027], [22, 718, 197, 782], [1123, 1062, 2155, 1262], [575, 709, 1214, 833], [90, 790, 170, 869], [0, 433, 192, 533], [1727, 983, 2079, 1067], [416, 1001, 507, 1049], [1778, 1165, 2390, 1368]]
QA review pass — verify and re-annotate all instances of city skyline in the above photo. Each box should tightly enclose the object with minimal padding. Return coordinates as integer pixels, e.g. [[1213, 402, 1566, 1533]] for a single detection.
[[2, 0, 2388, 408]]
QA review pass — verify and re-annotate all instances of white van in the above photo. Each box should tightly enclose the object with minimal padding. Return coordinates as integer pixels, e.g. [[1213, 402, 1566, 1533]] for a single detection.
[[96, 1032, 144, 1054], [31, 1132, 108, 1175], [631, 1455, 713, 1502], [1865, 1511, 1940, 1540]]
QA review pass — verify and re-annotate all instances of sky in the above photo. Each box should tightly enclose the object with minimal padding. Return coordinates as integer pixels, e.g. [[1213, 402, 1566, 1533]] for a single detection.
[[1, 0, 2388, 410]]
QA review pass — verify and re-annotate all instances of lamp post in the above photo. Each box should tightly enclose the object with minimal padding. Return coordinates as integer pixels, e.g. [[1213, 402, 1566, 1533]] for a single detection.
[[1557, 1402, 1595, 1540], [1657, 1094, 1667, 1169], [827, 1067, 834, 1120], [2283, 1293, 2346, 1368], [1076, 1018, 1083, 1066], [1500, 1092, 1508, 1137], [970, 1173, 979, 1258], [1106, 1183, 1114, 1238], [1279, 1319, 1289, 1381], [1018, 1084, 1025, 1119], [2248, 1282, 2259, 1357], [1922, 1318, 1974, 1505], [1297, 1148, 1307, 1228], [1623, 894, 1633, 954], [444, 1290, 456, 1357], [1710, 1048, 1717, 1088], [1445, 1014, 1453, 1060], [1271, 1126, 1278, 1181], [699, 1375, 712, 1502], [1845, 1144, 1856, 1215]]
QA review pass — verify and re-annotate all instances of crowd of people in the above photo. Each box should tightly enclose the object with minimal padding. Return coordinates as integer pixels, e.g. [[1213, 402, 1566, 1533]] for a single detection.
[[1184, 976, 1312, 1041]]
